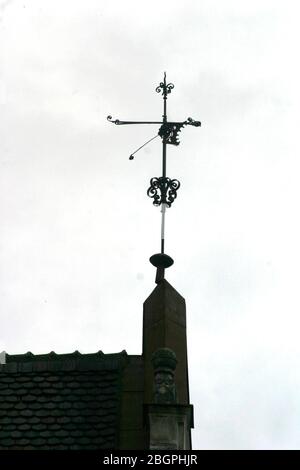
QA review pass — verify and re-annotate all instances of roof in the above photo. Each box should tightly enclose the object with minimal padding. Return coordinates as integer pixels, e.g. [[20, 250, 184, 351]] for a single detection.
[[0, 350, 128, 450]]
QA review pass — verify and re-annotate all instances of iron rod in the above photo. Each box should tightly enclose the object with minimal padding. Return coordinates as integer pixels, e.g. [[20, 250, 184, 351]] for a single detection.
[[161, 203, 166, 254]]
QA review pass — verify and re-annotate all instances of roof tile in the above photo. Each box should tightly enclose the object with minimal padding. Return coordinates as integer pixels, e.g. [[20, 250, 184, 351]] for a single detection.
[[15, 403, 27, 410], [26, 417, 40, 424], [0, 351, 127, 450], [22, 395, 37, 402], [31, 438, 47, 446], [1, 438, 14, 446]]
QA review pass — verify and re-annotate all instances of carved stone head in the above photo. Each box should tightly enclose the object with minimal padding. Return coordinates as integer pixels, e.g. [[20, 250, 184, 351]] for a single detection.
[[151, 348, 177, 404]]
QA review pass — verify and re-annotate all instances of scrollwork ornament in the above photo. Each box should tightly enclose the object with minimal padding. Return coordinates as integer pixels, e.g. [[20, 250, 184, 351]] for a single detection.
[[147, 177, 180, 207], [107, 115, 120, 124], [158, 122, 185, 145], [168, 179, 180, 205], [147, 177, 161, 206], [155, 82, 174, 97], [155, 82, 164, 94], [186, 117, 201, 127]]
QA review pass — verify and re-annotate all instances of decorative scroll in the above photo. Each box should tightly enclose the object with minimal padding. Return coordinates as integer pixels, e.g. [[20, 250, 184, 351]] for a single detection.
[[156, 72, 174, 98], [147, 177, 180, 207], [186, 117, 201, 127], [158, 123, 185, 146], [158, 118, 201, 146], [107, 115, 120, 125], [156, 81, 174, 97]]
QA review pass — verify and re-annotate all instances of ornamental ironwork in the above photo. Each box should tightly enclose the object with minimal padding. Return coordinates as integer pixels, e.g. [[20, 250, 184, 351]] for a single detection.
[[107, 73, 201, 283], [147, 177, 180, 207], [156, 80, 174, 97], [158, 123, 185, 146]]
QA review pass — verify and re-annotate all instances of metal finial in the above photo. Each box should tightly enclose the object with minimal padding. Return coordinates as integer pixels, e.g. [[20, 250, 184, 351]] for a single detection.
[[107, 74, 201, 283], [155, 73, 174, 98]]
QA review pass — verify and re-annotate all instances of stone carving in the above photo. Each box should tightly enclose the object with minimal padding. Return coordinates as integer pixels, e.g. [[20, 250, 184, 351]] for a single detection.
[[151, 348, 177, 404]]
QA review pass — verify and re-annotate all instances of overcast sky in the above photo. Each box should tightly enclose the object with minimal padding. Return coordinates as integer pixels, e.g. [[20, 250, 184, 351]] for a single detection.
[[1, 0, 300, 450]]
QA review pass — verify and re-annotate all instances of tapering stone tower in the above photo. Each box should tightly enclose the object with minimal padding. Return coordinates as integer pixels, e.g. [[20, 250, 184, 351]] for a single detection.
[[143, 280, 193, 449]]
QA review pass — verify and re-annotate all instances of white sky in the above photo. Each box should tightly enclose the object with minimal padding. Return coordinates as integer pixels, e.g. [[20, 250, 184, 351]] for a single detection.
[[1, 0, 300, 450]]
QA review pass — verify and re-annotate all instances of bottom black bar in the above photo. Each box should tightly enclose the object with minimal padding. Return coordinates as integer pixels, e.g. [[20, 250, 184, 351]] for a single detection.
[[0, 450, 298, 467]]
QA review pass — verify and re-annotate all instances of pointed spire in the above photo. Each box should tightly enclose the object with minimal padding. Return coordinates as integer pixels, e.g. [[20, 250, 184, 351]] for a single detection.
[[143, 279, 190, 404]]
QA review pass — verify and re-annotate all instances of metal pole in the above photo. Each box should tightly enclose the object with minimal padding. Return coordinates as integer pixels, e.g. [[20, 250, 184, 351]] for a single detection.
[[161, 203, 166, 254], [162, 73, 167, 178], [161, 73, 168, 255]]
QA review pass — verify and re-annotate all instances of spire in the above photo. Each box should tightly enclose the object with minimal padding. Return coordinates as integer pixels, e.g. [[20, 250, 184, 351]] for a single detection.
[[143, 279, 189, 404], [143, 279, 194, 450], [107, 73, 201, 283]]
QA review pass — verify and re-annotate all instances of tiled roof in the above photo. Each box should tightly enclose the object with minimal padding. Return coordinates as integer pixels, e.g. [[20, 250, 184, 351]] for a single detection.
[[0, 350, 128, 450]]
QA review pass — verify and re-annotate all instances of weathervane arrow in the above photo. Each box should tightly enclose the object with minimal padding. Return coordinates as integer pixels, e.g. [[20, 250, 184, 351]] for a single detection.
[[107, 72, 201, 283]]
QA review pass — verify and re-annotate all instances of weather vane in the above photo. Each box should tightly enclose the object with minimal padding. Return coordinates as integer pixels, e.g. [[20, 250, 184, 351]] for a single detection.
[[107, 72, 201, 283]]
